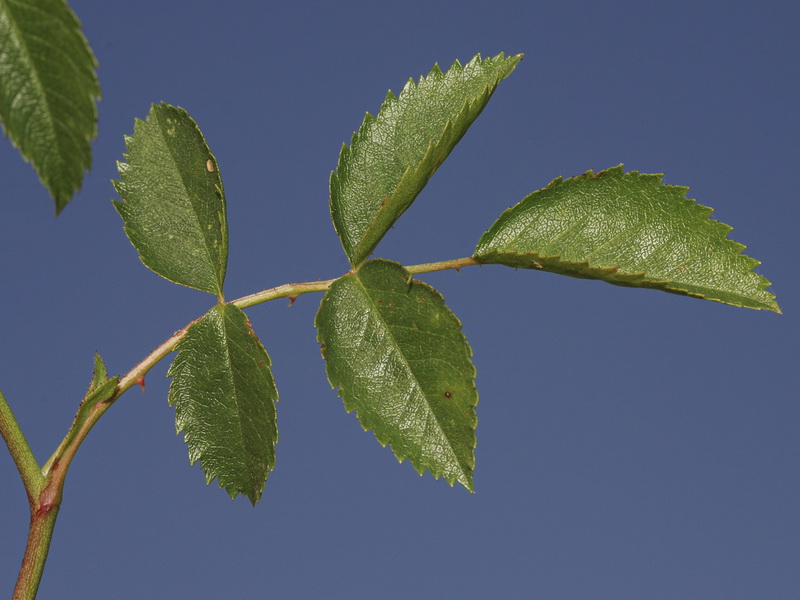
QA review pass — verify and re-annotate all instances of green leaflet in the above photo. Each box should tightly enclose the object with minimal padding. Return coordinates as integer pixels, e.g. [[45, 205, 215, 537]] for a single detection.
[[331, 52, 522, 267], [315, 259, 478, 491], [168, 304, 278, 504], [0, 0, 100, 212], [113, 103, 228, 297], [475, 166, 780, 313]]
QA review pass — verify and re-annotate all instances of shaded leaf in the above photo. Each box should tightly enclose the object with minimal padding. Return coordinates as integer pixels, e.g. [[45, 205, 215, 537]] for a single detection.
[[475, 166, 779, 312], [0, 0, 100, 212], [331, 52, 522, 267], [315, 259, 477, 490], [168, 304, 278, 504], [113, 103, 228, 297]]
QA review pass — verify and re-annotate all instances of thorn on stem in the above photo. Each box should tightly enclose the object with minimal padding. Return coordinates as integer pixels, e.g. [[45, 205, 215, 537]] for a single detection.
[[135, 377, 146, 391], [288, 296, 298, 306]]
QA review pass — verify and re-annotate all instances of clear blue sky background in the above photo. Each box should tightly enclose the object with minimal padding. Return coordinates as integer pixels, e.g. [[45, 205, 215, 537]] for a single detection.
[[1, 1, 798, 598]]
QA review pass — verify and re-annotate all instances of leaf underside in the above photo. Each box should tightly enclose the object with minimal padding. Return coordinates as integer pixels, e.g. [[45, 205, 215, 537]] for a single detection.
[[168, 304, 278, 504], [113, 103, 228, 297], [331, 52, 522, 267], [0, 0, 100, 212], [475, 166, 779, 313], [316, 259, 478, 491]]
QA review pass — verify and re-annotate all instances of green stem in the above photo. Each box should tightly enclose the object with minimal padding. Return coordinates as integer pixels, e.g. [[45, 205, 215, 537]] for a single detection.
[[4, 255, 482, 599], [0, 390, 43, 500], [233, 278, 335, 310], [404, 256, 480, 275]]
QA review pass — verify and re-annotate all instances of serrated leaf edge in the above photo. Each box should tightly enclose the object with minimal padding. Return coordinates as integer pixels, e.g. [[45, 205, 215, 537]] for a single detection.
[[330, 52, 522, 267], [112, 103, 228, 297]]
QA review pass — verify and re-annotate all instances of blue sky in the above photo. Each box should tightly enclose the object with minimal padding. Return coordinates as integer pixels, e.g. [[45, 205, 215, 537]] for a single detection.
[[1, 1, 798, 598]]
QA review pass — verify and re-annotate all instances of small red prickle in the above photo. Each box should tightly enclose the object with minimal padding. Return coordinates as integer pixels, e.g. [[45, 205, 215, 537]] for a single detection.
[[288, 296, 298, 306], [135, 377, 146, 391]]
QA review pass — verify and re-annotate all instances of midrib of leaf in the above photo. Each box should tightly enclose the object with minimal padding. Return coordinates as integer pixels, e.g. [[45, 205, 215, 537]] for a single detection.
[[218, 311, 256, 463], [153, 109, 222, 295], [353, 272, 463, 469]]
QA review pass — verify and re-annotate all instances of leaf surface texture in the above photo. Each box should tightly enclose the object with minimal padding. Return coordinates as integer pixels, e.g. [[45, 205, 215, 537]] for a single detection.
[[331, 52, 521, 267], [168, 304, 278, 504], [475, 166, 779, 312], [316, 259, 477, 490], [113, 103, 228, 296]]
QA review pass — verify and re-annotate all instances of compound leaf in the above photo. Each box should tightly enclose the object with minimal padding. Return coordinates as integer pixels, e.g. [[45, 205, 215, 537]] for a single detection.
[[475, 166, 779, 312], [331, 52, 522, 267], [315, 259, 477, 491], [168, 304, 278, 504], [0, 0, 100, 212], [113, 103, 227, 297]]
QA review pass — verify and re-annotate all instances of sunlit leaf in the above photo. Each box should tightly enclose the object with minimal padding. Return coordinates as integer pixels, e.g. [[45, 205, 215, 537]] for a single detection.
[[316, 259, 477, 490], [475, 166, 779, 312]]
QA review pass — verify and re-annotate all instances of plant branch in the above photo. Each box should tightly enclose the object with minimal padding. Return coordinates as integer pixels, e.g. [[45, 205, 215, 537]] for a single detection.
[[53, 255, 484, 470], [233, 278, 336, 310], [7, 255, 484, 599], [124, 257, 483, 400]]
